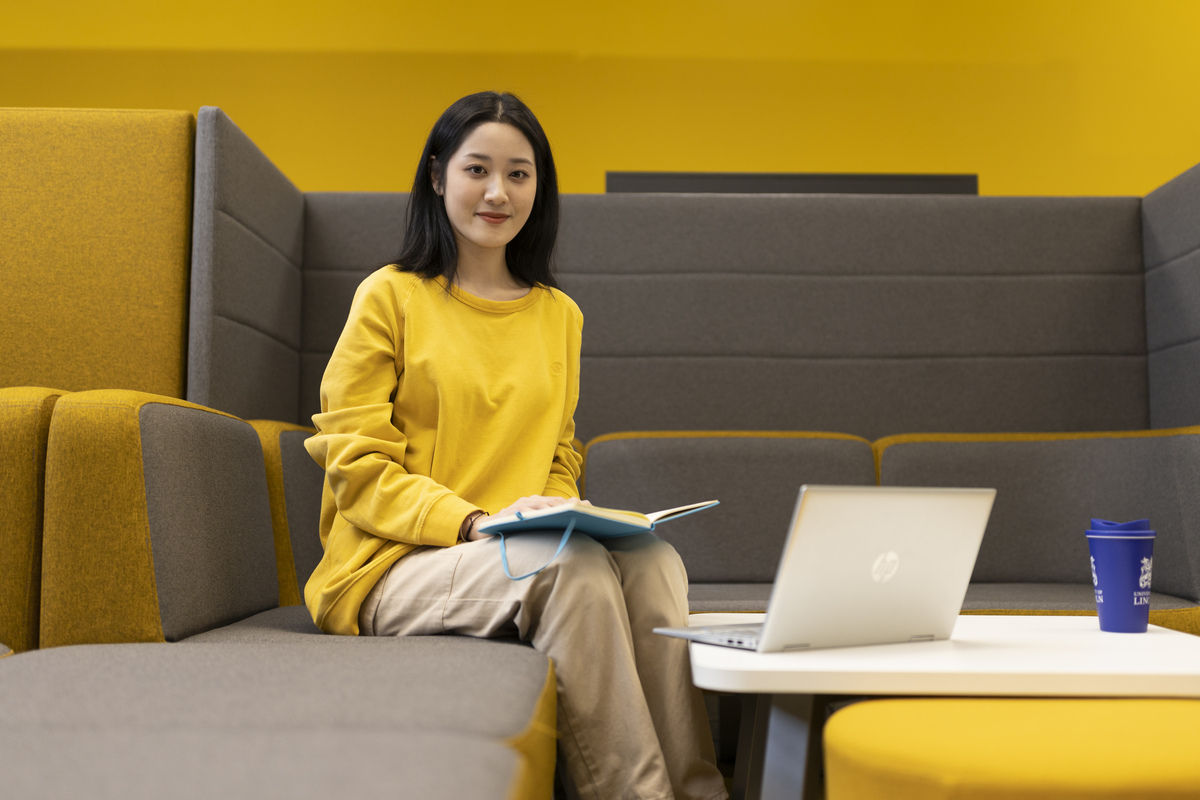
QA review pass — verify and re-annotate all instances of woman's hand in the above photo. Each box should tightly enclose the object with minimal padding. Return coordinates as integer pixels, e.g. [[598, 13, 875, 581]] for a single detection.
[[465, 496, 593, 542]]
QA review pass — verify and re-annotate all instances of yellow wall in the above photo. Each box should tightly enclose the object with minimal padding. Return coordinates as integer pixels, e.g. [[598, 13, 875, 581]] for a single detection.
[[3, 1, 1200, 195]]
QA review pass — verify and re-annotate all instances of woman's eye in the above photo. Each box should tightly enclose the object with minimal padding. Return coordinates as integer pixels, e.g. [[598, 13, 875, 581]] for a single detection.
[[511, 170, 530, 179], [467, 165, 486, 175]]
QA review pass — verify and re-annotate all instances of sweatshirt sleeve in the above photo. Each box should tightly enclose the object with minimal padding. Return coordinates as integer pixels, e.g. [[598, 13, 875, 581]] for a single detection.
[[304, 272, 478, 547], [542, 300, 584, 499]]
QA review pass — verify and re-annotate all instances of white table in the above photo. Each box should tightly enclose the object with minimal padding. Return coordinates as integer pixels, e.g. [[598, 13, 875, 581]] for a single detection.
[[686, 613, 1200, 800]]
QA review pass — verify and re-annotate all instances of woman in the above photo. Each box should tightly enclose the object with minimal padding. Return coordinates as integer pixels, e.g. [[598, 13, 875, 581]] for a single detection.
[[304, 91, 727, 800]]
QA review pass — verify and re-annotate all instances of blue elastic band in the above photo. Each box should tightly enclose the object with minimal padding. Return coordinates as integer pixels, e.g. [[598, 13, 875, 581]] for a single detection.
[[499, 518, 577, 581]]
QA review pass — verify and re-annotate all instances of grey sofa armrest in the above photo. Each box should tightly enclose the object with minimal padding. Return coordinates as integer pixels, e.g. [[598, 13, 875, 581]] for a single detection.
[[40, 391, 279, 646]]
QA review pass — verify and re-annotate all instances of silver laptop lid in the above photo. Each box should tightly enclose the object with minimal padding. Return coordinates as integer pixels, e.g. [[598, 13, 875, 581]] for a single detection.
[[757, 485, 995, 652]]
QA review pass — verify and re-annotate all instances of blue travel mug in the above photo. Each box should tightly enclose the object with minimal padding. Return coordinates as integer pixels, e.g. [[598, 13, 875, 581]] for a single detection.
[[1085, 518, 1154, 633]]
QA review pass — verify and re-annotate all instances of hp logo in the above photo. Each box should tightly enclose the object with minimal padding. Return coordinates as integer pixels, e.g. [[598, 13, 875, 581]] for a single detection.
[[871, 551, 901, 583]]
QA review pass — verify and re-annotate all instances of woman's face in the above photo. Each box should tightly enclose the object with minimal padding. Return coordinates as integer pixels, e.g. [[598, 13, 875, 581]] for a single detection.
[[436, 122, 537, 259]]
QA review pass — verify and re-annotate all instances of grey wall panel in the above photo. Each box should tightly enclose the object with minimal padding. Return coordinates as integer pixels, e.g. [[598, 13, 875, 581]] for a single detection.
[[280, 430, 324, 596], [1150, 343, 1200, 430], [210, 316, 300, 424], [140, 405, 278, 640], [212, 212, 302, 350], [558, 194, 1143, 276], [575, 356, 1150, 444], [1143, 160, 1200, 269], [562, 273, 1145, 358], [303, 269, 372, 352], [878, 435, 1200, 600], [304, 192, 408, 270], [298, 352, 329, 426], [1146, 247, 1200, 353], [584, 435, 876, 582]]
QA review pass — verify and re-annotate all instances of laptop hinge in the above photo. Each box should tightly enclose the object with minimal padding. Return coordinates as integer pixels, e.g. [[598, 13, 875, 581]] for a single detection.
[[909, 634, 936, 642]]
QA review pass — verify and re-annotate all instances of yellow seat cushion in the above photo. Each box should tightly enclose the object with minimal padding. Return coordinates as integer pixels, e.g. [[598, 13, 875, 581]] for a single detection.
[[0, 108, 193, 397], [825, 697, 1200, 799]]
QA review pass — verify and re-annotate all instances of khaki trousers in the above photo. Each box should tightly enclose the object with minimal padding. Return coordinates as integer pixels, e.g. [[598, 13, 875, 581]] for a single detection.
[[360, 531, 728, 800]]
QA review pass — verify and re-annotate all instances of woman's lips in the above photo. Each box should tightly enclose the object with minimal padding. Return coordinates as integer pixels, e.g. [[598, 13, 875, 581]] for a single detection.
[[477, 213, 509, 224]]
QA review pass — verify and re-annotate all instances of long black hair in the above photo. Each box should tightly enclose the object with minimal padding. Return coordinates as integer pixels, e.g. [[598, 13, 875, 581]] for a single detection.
[[394, 91, 561, 290]]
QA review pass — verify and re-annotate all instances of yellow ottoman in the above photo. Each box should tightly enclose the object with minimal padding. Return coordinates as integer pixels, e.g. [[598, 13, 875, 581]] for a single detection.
[[825, 698, 1200, 800]]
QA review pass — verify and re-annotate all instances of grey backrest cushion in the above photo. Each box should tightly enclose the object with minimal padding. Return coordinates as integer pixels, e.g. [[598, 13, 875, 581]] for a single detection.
[[878, 433, 1200, 600], [1144, 160, 1200, 429], [558, 194, 1147, 442], [584, 434, 876, 582], [299, 192, 408, 425], [190, 107, 305, 423], [140, 404, 279, 639]]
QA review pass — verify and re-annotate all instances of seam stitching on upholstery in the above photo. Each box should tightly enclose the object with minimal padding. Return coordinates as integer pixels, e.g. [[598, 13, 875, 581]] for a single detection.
[[214, 313, 301, 354], [556, 271, 1144, 279], [216, 208, 301, 271], [1145, 240, 1200, 275], [578, 353, 1148, 361], [1149, 337, 1200, 356]]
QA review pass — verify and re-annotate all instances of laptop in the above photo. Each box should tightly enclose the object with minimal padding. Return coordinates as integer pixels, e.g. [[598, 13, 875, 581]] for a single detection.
[[654, 485, 996, 652]]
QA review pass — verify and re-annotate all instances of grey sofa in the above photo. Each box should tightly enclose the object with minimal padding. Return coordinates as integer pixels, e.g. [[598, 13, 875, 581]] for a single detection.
[[187, 105, 1200, 625], [7, 102, 1200, 798]]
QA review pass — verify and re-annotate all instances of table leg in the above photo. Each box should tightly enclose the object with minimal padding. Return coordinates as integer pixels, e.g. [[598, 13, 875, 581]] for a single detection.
[[760, 693, 824, 799], [732, 694, 770, 800]]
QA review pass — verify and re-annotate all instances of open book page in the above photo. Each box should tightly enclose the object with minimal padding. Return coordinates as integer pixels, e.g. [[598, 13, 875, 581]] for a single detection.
[[481, 499, 719, 531], [645, 500, 721, 524]]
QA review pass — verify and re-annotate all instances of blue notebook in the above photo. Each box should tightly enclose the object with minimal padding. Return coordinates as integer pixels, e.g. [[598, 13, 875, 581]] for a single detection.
[[478, 500, 719, 580]]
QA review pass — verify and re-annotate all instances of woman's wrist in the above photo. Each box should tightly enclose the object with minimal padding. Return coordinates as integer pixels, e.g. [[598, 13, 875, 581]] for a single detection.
[[459, 510, 487, 543]]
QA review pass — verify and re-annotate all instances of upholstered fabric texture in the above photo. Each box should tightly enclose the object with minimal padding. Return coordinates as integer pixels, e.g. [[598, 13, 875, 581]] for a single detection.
[[281, 428, 325, 598], [824, 698, 1200, 800], [40, 391, 277, 647], [876, 430, 1200, 599], [182, 605, 321, 642], [0, 639, 552, 800], [140, 402, 278, 640], [0, 108, 192, 397], [189, 106, 305, 423], [248, 420, 319, 606], [0, 730, 516, 800], [583, 432, 876, 582], [299, 191, 408, 425], [1144, 159, 1200, 429], [0, 387, 63, 654]]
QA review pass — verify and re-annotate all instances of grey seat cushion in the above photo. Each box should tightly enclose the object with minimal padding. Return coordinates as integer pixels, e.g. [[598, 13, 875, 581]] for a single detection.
[[688, 583, 773, 613], [0, 639, 549, 742], [963, 582, 1197, 611], [0, 729, 515, 800]]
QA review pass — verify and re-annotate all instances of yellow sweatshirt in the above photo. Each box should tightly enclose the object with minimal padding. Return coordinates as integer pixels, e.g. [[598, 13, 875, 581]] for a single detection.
[[303, 266, 584, 634]]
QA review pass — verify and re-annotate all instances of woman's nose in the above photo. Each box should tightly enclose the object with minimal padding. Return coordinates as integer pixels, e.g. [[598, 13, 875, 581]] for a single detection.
[[485, 177, 508, 204]]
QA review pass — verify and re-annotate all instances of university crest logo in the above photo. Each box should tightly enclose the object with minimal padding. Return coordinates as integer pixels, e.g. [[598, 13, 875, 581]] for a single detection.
[[1139, 556, 1153, 589]]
